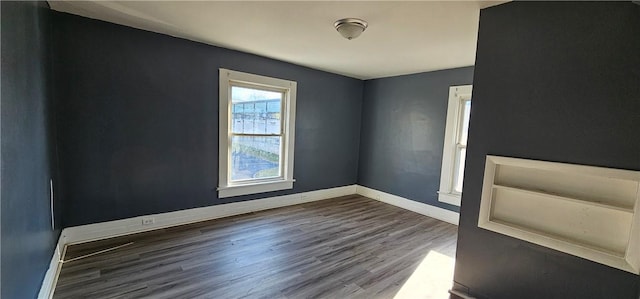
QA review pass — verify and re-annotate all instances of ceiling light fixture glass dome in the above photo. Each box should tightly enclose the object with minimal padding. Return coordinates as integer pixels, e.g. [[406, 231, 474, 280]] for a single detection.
[[334, 18, 368, 40]]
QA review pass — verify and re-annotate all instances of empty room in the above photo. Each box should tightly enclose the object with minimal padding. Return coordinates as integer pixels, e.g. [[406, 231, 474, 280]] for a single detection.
[[1, 1, 639, 299]]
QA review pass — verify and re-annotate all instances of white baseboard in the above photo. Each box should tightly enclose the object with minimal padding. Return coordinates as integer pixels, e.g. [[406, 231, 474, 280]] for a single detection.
[[39, 183, 460, 298], [62, 185, 357, 245], [37, 234, 66, 299], [356, 185, 460, 225], [37, 185, 355, 298]]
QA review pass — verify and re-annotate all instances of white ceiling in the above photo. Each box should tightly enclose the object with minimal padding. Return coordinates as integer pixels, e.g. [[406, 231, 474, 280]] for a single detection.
[[48, 1, 505, 80]]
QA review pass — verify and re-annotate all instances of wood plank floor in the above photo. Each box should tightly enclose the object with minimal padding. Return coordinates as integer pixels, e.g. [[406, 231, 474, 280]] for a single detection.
[[53, 195, 458, 299]]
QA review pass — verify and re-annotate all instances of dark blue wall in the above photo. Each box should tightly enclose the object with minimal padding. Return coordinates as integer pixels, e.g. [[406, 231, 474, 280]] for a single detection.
[[51, 11, 363, 227], [1, 1, 60, 298], [358, 67, 474, 212], [454, 2, 640, 299]]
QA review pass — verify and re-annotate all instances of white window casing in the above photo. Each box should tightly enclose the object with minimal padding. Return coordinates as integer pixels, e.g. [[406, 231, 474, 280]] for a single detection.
[[438, 85, 472, 206], [218, 69, 297, 198]]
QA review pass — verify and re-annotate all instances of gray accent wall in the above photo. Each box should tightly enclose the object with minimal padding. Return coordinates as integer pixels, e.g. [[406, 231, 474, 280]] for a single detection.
[[454, 2, 640, 299], [51, 11, 363, 227], [358, 67, 474, 212], [1, 1, 60, 298]]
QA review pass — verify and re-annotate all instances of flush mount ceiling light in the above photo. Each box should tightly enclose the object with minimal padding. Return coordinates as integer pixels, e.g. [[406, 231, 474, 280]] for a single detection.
[[334, 18, 368, 40]]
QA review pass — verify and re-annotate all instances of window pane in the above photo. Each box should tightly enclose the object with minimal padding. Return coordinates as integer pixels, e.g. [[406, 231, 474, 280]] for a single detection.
[[453, 147, 467, 193], [459, 100, 471, 145], [231, 136, 281, 181], [231, 86, 282, 135]]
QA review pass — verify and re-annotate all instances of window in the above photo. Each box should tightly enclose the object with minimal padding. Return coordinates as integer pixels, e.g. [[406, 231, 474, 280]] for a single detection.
[[438, 85, 472, 206], [218, 69, 297, 198]]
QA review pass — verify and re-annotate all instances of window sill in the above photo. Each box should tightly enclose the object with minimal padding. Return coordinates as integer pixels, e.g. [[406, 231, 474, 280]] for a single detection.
[[438, 191, 461, 206], [218, 179, 295, 198]]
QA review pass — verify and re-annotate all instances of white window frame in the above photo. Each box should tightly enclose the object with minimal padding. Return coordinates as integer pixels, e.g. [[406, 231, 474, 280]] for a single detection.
[[438, 85, 472, 206], [217, 69, 297, 198]]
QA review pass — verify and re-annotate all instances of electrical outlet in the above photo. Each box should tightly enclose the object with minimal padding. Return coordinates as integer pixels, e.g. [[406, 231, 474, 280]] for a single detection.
[[141, 217, 155, 225]]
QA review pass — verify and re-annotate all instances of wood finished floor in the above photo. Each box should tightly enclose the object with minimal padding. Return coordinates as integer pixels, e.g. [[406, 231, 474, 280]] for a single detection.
[[53, 195, 458, 299]]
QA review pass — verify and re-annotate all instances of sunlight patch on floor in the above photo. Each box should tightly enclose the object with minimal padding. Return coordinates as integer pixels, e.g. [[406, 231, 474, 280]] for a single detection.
[[393, 250, 455, 299]]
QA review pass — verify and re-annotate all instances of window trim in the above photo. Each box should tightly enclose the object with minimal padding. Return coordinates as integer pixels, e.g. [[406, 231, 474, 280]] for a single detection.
[[438, 85, 472, 206], [218, 69, 297, 198]]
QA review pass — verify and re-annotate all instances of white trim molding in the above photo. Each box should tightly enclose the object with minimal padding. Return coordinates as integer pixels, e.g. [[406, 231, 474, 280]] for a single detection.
[[37, 234, 67, 299], [357, 185, 460, 225], [62, 185, 355, 245], [38, 184, 461, 297], [218, 68, 297, 198], [438, 84, 473, 207], [217, 179, 295, 198], [38, 185, 355, 298], [437, 191, 461, 206]]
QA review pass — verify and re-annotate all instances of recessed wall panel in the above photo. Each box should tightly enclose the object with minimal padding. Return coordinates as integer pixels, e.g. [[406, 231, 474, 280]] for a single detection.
[[479, 155, 640, 274]]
